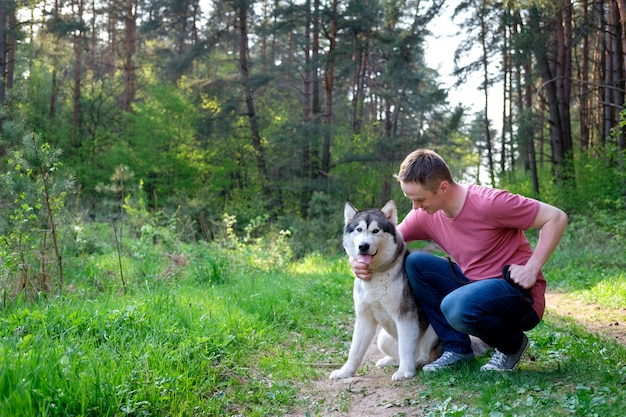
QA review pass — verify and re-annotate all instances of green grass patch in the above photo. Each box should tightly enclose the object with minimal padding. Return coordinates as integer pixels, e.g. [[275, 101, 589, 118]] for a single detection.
[[542, 212, 626, 311], [1, 214, 626, 416], [410, 317, 626, 416], [0, 248, 355, 416]]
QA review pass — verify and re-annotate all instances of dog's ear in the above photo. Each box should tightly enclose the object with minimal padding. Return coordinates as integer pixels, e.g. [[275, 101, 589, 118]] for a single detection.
[[344, 202, 358, 225], [381, 200, 397, 225]]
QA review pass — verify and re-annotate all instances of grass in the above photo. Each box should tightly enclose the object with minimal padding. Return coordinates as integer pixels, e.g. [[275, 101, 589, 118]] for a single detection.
[[542, 213, 626, 308], [410, 316, 626, 416], [1, 215, 625, 416], [0, 246, 355, 416]]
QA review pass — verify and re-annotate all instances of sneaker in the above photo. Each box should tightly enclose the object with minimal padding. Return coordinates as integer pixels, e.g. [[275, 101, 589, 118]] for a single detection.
[[480, 334, 529, 371], [422, 351, 474, 372]]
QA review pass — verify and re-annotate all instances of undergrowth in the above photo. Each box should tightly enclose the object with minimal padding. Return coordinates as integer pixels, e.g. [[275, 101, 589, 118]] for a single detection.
[[0, 246, 353, 416], [0, 211, 625, 416], [543, 211, 626, 309]]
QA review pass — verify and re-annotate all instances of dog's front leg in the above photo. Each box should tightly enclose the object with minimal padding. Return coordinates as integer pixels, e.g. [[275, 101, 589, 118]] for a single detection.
[[391, 321, 420, 381], [329, 313, 377, 380]]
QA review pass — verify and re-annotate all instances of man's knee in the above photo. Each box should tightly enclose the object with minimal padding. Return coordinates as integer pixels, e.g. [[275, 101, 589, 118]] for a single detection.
[[405, 251, 437, 269], [441, 294, 459, 323], [441, 292, 474, 333]]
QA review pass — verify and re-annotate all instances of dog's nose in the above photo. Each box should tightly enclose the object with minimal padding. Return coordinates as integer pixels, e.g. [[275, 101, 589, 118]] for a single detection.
[[358, 243, 370, 253]]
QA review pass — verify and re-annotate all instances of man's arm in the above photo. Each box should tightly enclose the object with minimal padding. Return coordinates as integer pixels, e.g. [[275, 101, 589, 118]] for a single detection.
[[509, 201, 568, 289]]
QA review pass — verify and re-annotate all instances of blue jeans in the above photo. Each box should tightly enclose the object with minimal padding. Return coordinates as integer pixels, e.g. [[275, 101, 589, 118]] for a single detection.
[[405, 252, 541, 354]]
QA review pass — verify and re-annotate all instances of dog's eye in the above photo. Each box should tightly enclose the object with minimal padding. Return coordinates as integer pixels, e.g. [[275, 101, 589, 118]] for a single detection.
[[372, 229, 380, 234], [356, 227, 363, 232]]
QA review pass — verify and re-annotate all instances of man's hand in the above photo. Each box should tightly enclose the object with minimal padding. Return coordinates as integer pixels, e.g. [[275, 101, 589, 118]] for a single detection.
[[507, 263, 538, 290], [349, 256, 372, 281]]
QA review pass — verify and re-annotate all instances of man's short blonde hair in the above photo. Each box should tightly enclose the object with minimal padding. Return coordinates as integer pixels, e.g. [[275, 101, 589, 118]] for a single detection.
[[397, 149, 454, 192]]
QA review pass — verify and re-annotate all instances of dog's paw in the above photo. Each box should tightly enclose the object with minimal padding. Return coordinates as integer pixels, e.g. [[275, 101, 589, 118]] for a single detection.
[[375, 356, 398, 367], [329, 369, 354, 380], [391, 370, 415, 381]]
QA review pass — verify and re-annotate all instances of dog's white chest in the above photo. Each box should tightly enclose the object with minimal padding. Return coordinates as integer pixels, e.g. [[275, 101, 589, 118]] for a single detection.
[[353, 275, 403, 317]]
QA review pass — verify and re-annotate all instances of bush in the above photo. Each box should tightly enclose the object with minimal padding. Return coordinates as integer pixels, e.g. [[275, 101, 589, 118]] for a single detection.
[[275, 192, 344, 259], [499, 150, 626, 215]]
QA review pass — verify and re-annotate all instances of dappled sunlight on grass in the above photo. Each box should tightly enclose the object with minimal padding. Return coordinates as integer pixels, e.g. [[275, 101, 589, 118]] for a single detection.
[[552, 271, 626, 310], [585, 273, 626, 308], [290, 252, 348, 276]]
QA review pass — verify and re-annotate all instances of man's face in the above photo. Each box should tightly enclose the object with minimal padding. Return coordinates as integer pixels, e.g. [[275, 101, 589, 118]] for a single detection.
[[400, 181, 442, 214]]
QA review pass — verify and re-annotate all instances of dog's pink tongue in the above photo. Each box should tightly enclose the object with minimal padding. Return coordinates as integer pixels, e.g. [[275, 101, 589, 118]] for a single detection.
[[357, 254, 373, 265]]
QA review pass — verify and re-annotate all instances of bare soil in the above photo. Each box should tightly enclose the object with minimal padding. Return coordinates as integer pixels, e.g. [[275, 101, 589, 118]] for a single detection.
[[544, 291, 626, 345], [283, 291, 626, 417]]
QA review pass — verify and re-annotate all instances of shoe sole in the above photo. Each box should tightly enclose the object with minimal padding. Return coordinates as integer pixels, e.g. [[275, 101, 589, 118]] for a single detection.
[[422, 358, 474, 372]]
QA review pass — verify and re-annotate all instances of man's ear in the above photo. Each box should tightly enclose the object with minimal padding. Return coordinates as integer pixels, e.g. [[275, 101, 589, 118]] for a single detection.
[[438, 180, 449, 194]]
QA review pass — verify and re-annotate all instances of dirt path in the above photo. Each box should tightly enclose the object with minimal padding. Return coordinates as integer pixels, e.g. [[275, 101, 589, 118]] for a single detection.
[[544, 291, 626, 345], [285, 342, 431, 417], [284, 291, 626, 417]]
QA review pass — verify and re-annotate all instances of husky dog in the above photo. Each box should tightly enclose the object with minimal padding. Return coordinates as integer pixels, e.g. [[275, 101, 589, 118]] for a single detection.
[[329, 200, 442, 381]]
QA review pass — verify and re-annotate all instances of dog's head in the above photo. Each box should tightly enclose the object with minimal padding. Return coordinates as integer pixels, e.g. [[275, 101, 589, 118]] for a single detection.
[[343, 200, 401, 270]]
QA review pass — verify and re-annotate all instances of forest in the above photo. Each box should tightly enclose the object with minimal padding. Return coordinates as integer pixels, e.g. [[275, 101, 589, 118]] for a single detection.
[[1, 0, 625, 294]]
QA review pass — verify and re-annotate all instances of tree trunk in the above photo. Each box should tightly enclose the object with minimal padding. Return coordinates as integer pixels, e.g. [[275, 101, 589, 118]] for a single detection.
[[88, 0, 96, 72], [616, 0, 626, 86], [123, 0, 136, 112], [500, 25, 510, 174], [6, 2, 15, 92], [49, 0, 61, 125], [513, 13, 525, 171], [608, 0, 625, 152], [351, 34, 370, 134], [259, 0, 270, 70], [579, 0, 591, 152], [0, 0, 8, 145], [0, 1, 7, 107], [524, 62, 539, 195], [301, 0, 313, 215], [108, 4, 117, 76], [321, 0, 338, 178], [513, 12, 524, 172], [49, 69, 58, 121], [351, 47, 365, 133], [192, 0, 200, 44], [557, 0, 574, 161], [594, 0, 608, 151], [530, 3, 574, 183], [479, 0, 495, 187], [312, 0, 320, 119], [236, 1, 268, 184], [71, 0, 85, 154]]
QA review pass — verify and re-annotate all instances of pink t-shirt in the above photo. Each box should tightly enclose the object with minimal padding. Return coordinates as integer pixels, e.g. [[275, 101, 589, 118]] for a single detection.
[[398, 184, 546, 318]]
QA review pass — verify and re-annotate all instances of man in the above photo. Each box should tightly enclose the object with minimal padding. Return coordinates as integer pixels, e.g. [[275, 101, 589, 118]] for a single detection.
[[351, 149, 568, 371]]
